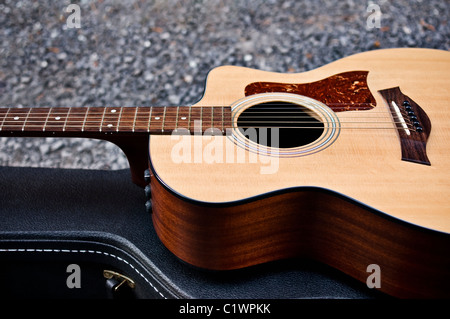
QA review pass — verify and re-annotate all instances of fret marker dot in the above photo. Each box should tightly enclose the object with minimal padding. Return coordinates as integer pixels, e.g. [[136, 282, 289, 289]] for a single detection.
[[111, 109, 117, 113], [155, 117, 160, 120], [107, 124, 113, 127], [13, 116, 19, 120], [181, 117, 187, 120], [55, 116, 61, 120]]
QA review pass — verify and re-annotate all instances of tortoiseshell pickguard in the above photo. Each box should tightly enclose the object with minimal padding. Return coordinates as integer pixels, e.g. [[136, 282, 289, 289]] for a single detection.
[[245, 71, 376, 112]]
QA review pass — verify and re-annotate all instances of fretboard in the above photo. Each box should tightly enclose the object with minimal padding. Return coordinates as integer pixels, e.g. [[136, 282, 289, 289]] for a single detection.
[[0, 106, 232, 137]]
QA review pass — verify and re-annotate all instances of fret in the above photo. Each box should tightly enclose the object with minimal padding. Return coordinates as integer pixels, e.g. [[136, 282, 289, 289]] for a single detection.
[[211, 107, 214, 130], [99, 107, 107, 132], [147, 107, 153, 132], [188, 106, 191, 131], [175, 106, 179, 130], [42, 108, 52, 132], [221, 106, 224, 134], [81, 107, 90, 132], [132, 107, 138, 132], [63, 107, 71, 132], [116, 107, 124, 132], [200, 106, 203, 133], [162, 106, 167, 133], [0, 108, 11, 131], [21, 108, 32, 131]]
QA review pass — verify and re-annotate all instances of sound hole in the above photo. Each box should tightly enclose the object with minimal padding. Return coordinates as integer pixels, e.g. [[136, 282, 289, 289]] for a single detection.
[[236, 102, 325, 148]]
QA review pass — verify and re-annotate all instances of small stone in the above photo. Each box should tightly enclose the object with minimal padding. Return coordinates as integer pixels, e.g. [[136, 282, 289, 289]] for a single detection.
[[244, 54, 253, 62], [50, 30, 59, 38], [51, 140, 65, 152], [57, 52, 67, 60], [39, 143, 50, 155], [168, 94, 180, 105], [161, 32, 170, 40], [90, 53, 99, 62], [133, 68, 143, 76], [21, 76, 31, 84], [124, 56, 135, 64], [144, 72, 154, 82], [189, 60, 197, 68]]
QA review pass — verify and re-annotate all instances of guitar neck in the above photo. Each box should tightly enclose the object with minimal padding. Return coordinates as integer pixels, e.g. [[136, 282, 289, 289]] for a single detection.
[[0, 106, 232, 138]]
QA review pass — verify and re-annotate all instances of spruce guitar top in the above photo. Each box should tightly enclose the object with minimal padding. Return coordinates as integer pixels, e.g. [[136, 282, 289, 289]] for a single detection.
[[1, 48, 449, 298]]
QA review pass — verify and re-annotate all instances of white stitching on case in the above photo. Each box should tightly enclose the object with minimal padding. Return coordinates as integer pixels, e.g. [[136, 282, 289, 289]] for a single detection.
[[0, 248, 167, 299]]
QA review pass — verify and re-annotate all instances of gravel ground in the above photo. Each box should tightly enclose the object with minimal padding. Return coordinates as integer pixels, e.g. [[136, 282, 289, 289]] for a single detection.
[[0, 0, 448, 171]]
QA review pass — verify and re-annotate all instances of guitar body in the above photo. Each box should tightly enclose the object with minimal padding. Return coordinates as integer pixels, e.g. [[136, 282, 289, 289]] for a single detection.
[[148, 48, 450, 298], [1, 48, 448, 298]]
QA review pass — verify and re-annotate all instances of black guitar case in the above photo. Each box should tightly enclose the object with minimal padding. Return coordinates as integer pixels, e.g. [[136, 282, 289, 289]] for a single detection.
[[0, 166, 387, 300]]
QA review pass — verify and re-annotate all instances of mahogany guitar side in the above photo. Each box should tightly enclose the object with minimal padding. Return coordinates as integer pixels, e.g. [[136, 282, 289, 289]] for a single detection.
[[150, 168, 449, 299], [148, 48, 450, 298]]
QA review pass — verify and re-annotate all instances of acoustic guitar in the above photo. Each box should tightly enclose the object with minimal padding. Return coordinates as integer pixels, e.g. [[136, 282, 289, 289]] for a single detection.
[[1, 48, 449, 298]]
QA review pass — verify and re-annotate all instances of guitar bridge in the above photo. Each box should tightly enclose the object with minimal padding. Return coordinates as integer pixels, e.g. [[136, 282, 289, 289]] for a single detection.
[[378, 87, 431, 165]]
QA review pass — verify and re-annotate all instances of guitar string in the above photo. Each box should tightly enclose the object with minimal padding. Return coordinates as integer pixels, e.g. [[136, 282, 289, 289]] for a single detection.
[[0, 104, 407, 114], [0, 122, 417, 130], [0, 109, 410, 122], [0, 108, 406, 116], [0, 115, 412, 122], [0, 118, 416, 127], [0, 121, 416, 130], [0, 107, 407, 121], [0, 125, 412, 130], [0, 117, 416, 127], [0, 106, 416, 130], [0, 122, 418, 131], [0, 115, 411, 123]]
